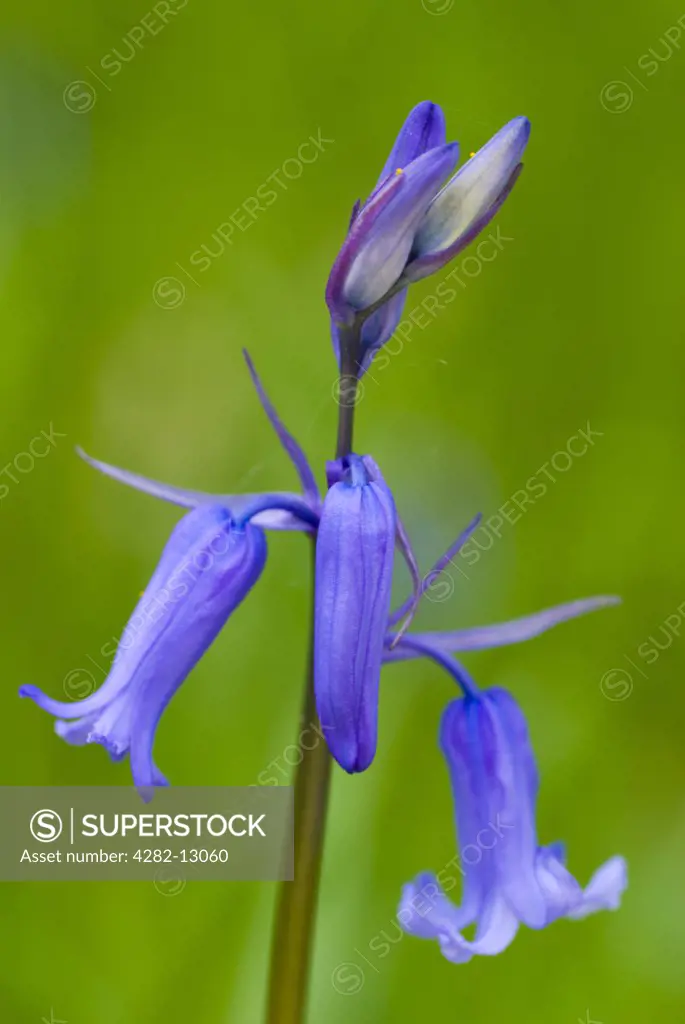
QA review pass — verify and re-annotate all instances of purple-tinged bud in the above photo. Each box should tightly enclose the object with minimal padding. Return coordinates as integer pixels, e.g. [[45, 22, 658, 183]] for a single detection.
[[406, 117, 530, 282], [326, 144, 459, 325]]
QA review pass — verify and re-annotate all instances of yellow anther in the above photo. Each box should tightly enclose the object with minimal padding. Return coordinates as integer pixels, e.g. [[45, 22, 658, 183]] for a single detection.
[[469, 151, 476, 158], [395, 167, 403, 175]]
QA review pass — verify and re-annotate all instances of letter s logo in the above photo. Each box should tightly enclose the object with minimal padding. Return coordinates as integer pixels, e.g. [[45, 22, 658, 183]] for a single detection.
[[30, 809, 63, 843]]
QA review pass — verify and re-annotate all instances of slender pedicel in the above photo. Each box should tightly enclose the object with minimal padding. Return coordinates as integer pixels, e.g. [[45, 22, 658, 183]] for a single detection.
[[266, 316, 363, 1024]]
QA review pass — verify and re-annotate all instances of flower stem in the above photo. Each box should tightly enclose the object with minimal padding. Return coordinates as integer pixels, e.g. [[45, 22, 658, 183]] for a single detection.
[[334, 325, 363, 457], [265, 575, 332, 1024], [265, 342, 359, 1024]]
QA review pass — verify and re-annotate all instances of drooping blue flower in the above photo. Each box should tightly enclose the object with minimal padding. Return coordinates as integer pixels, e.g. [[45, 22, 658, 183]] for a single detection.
[[19, 351, 320, 790], [326, 103, 530, 374], [21, 505, 267, 791], [397, 685, 627, 962], [314, 454, 397, 773]]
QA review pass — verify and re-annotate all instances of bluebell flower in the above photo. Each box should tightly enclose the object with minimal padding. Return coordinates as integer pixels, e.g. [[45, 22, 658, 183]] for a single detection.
[[21, 505, 267, 791], [396, 685, 627, 962], [314, 454, 397, 773], [19, 352, 320, 790], [326, 102, 530, 373]]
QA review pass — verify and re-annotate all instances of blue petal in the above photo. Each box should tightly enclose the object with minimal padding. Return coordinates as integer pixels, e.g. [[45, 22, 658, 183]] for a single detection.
[[398, 871, 476, 946], [313, 456, 396, 772], [398, 874, 519, 964], [376, 101, 447, 187], [342, 145, 458, 310], [327, 145, 458, 320], [566, 855, 628, 920], [533, 844, 584, 924], [326, 172, 406, 324], [440, 697, 497, 909], [533, 847, 627, 924], [479, 689, 548, 928], [21, 505, 267, 788]]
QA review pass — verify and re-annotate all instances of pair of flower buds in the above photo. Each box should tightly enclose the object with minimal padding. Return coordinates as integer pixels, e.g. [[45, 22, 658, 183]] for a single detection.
[[326, 100, 529, 372]]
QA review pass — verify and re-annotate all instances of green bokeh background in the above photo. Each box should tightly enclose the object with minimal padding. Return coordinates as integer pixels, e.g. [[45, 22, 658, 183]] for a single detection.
[[1, 0, 684, 1019]]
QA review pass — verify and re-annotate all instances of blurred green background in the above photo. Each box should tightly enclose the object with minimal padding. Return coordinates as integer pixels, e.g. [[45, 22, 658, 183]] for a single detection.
[[1, 0, 684, 1019]]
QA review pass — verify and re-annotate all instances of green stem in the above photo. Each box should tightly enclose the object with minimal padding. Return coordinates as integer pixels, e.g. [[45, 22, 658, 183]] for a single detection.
[[335, 330, 362, 457], [265, 569, 331, 1024], [265, 336, 359, 1024]]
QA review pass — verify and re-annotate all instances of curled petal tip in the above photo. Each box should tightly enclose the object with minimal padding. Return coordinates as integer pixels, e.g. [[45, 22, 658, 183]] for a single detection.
[[377, 101, 448, 187]]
